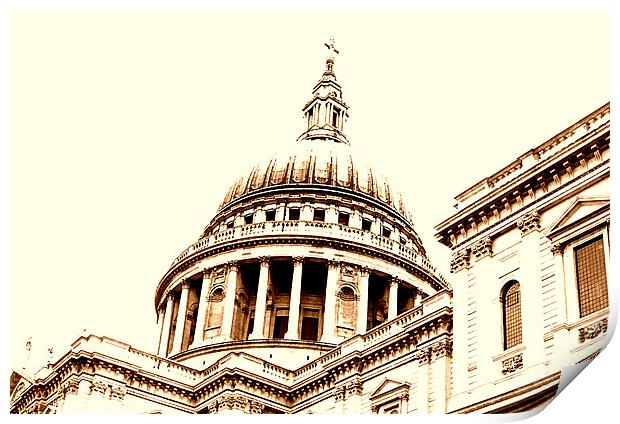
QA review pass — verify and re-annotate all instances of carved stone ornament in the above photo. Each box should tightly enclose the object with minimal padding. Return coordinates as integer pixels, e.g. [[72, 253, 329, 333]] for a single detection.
[[450, 249, 470, 273], [110, 384, 127, 401], [249, 400, 265, 414], [414, 348, 432, 365], [226, 260, 239, 272], [334, 385, 347, 402], [471, 237, 493, 260], [347, 377, 364, 397], [328, 259, 340, 269], [579, 318, 608, 343], [516, 210, 541, 236], [90, 379, 108, 396], [431, 339, 453, 360], [62, 379, 79, 396], [501, 353, 523, 375], [370, 405, 379, 413], [550, 244, 564, 256], [360, 266, 371, 277], [258, 256, 271, 266], [292, 256, 305, 266]]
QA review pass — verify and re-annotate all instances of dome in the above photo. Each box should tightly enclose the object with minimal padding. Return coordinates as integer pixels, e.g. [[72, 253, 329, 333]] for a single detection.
[[218, 139, 413, 222]]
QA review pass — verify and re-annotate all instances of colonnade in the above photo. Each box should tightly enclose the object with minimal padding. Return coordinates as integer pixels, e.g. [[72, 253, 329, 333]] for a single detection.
[[157, 257, 426, 357]]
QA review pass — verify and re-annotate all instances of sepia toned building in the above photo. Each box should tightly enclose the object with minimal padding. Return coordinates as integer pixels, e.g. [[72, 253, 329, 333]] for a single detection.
[[10, 43, 611, 414]]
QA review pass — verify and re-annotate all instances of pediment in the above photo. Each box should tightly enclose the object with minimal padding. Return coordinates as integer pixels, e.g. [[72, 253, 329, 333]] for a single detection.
[[10, 370, 33, 404], [369, 378, 410, 401], [546, 196, 609, 242]]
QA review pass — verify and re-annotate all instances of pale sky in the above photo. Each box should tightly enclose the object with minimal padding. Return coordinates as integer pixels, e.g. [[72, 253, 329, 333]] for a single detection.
[[9, 10, 609, 374]]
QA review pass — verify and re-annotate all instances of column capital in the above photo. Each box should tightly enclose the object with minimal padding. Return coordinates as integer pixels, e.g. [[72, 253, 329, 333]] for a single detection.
[[360, 266, 371, 277], [414, 348, 432, 365], [226, 260, 239, 272], [292, 256, 304, 266], [389, 276, 400, 287], [449, 248, 470, 273], [471, 237, 493, 261], [327, 259, 340, 269], [181, 280, 191, 290], [430, 339, 453, 360], [201, 267, 212, 278], [258, 256, 271, 266], [551, 243, 564, 256], [516, 210, 541, 236]]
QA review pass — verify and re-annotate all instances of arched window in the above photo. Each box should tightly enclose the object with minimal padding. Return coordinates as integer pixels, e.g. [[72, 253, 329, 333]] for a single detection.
[[502, 281, 522, 350]]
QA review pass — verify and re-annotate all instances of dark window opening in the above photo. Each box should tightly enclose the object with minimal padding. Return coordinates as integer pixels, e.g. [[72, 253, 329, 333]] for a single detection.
[[265, 210, 276, 221], [273, 315, 289, 339], [400, 235, 407, 245], [313, 209, 325, 222], [338, 212, 350, 226], [332, 111, 338, 127], [382, 226, 392, 238], [246, 317, 254, 339], [301, 316, 319, 341], [289, 208, 300, 220], [362, 218, 372, 231], [244, 214, 253, 225], [502, 281, 522, 350], [575, 236, 608, 317], [226, 221, 234, 229]]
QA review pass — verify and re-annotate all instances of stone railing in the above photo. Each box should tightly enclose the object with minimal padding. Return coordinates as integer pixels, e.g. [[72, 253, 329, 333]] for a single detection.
[[362, 305, 424, 347], [169, 220, 449, 287]]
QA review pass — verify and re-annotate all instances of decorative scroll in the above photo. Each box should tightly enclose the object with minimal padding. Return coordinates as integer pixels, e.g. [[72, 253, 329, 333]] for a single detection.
[[501, 354, 523, 375], [450, 249, 470, 273], [551, 244, 564, 256], [414, 348, 432, 365], [579, 318, 608, 343], [516, 210, 541, 236]]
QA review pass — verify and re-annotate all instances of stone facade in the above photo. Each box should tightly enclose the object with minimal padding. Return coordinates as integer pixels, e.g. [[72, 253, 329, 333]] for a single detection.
[[10, 42, 610, 414]]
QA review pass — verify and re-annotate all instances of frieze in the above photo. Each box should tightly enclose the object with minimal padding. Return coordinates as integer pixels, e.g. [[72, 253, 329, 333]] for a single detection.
[[516, 210, 541, 236], [471, 237, 493, 261], [450, 249, 470, 273], [501, 354, 523, 375], [579, 318, 608, 343]]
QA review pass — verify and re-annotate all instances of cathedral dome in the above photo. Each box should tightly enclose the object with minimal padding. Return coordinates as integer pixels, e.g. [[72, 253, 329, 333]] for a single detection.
[[218, 138, 412, 222]]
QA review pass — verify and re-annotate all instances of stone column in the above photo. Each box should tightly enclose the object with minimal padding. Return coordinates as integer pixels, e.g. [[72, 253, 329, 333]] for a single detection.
[[356, 267, 370, 334], [220, 261, 239, 341], [429, 339, 452, 413], [388, 277, 399, 320], [285, 257, 304, 339], [158, 294, 175, 356], [415, 348, 431, 414], [321, 260, 340, 343], [190, 268, 212, 349], [171, 281, 191, 354], [517, 211, 545, 368], [550, 244, 569, 369], [250, 257, 271, 339], [447, 248, 470, 398], [413, 289, 423, 309], [470, 237, 495, 382], [156, 308, 165, 353]]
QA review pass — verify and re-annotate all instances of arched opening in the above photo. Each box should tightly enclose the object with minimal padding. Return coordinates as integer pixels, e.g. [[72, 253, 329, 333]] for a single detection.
[[502, 281, 522, 350]]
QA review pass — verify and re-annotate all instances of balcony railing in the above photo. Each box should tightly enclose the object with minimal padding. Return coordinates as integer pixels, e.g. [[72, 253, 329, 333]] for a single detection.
[[169, 220, 450, 287]]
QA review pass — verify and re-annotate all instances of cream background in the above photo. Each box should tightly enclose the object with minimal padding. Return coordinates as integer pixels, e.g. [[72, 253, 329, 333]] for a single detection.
[[9, 10, 611, 415]]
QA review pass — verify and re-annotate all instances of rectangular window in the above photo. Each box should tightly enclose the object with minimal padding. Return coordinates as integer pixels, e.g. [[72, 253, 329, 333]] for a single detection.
[[244, 214, 253, 225], [332, 111, 338, 127], [273, 315, 289, 339], [362, 218, 372, 231], [226, 221, 234, 229], [313, 209, 325, 222], [289, 208, 300, 220], [265, 210, 276, 221], [575, 236, 609, 317], [301, 316, 320, 341], [382, 226, 392, 238], [400, 235, 407, 245], [338, 212, 350, 226]]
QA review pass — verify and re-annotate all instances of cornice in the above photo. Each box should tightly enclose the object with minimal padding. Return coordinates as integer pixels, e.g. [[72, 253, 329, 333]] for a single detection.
[[435, 127, 609, 248]]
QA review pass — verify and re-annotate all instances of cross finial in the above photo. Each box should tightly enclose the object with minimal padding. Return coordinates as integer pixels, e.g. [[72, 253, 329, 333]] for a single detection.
[[324, 38, 339, 57]]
